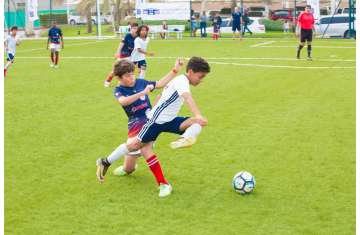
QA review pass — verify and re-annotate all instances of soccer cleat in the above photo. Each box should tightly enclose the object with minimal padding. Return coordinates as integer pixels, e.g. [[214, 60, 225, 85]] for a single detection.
[[170, 137, 196, 149], [307, 56, 313, 61], [159, 183, 172, 197], [54, 65, 59, 69], [96, 158, 110, 183], [113, 164, 138, 176], [50, 63, 54, 68], [104, 80, 111, 87]]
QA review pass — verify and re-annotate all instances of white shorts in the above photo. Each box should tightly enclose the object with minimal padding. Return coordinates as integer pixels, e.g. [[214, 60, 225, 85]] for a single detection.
[[50, 43, 61, 52]]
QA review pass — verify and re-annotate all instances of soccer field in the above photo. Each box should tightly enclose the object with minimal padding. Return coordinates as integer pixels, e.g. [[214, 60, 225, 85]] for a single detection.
[[5, 37, 355, 235]]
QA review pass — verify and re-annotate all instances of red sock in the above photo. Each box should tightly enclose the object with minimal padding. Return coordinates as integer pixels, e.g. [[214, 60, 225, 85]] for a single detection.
[[51, 53, 54, 63], [106, 71, 114, 82], [146, 155, 168, 185], [55, 53, 59, 65]]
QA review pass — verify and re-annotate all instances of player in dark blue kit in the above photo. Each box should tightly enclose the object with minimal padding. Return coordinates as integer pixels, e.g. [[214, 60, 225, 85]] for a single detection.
[[47, 21, 63, 68], [231, 7, 242, 40], [98, 58, 184, 192], [104, 23, 139, 87]]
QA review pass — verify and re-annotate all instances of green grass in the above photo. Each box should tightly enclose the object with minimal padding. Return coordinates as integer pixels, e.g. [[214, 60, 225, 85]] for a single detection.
[[5, 37, 355, 235]]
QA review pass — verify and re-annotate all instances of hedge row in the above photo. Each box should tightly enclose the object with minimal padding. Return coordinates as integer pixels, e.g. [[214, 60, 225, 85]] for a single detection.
[[39, 14, 68, 27]]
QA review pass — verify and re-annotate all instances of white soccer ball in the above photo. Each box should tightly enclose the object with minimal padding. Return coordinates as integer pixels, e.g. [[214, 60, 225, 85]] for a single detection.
[[232, 171, 256, 194]]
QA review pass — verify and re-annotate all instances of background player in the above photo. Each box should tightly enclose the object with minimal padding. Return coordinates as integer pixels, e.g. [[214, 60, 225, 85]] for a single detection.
[[104, 23, 139, 87], [131, 25, 154, 79], [47, 21, 64, 68], [4, 26, 19, 77], [231, 7, 242, 40], [296, 5, 315, 60]]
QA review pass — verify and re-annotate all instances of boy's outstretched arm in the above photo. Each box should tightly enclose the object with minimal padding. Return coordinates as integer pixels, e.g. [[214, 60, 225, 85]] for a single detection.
[[155, 59, 184, 89], [117, 84, 153, 106], [182, 92, 208, 126]]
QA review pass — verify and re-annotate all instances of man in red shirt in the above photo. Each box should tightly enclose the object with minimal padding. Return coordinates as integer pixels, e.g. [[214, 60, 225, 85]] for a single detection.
[[296, 5, 315, 60]]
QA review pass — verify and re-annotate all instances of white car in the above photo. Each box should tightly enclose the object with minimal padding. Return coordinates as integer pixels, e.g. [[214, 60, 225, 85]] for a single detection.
[[68, 14, 111, 25], [315, 14, 356, 38], [206, 17, 266, 34]]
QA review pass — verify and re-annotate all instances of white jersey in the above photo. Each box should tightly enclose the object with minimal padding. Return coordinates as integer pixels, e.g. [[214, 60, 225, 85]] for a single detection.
[[5, 35, 17, 55], [131, 37, 150, 62], [147, 74, 190, 124]]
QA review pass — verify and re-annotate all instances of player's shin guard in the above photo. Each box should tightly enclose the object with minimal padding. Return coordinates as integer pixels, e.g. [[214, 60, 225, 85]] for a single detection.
[[182, 123, 202, 139], [307, 45, 312, 57], [55, 52, 59, 65], [297, 45, 304, 58], [51, 52, 55, 63], [106, 143, 130, 164], [146, 155, 168, 185]]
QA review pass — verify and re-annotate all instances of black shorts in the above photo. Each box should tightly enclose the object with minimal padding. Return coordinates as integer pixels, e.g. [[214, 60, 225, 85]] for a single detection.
[[300, 29, 313, 43], [232, 24, 241, 32]]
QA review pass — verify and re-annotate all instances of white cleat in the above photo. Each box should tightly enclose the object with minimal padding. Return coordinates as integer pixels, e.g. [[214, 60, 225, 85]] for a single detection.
[[170, 137, 196, 149], [50, 63, 54, 68], [54, 65, 59, 69], [104, 81, 111, 87], [159, 183, 172, 198]]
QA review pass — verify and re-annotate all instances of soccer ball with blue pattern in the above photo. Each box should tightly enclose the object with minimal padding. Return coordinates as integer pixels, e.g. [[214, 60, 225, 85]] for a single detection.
[[232, 171, 256, 194]]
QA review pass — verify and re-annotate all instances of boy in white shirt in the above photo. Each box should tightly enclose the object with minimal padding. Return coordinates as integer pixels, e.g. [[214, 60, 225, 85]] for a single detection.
[[4, 26, 20, 77], [96, 57, 210, 197], [131, 25, 154, 79]]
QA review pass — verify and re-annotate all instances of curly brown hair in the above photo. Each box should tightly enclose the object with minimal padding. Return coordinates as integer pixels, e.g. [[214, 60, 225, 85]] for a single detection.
[[113, 60, 135, 78]]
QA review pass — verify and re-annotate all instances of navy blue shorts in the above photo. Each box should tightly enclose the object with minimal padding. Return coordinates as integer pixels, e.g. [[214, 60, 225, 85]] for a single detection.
[[134, 60, 147, 69], [7, 53, 15, 62], [137, 117, 189, 143], [232, 24, 241, 32]]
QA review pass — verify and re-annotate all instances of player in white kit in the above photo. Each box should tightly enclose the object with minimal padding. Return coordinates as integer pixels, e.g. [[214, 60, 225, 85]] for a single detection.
[[4, 26, 20, 77]]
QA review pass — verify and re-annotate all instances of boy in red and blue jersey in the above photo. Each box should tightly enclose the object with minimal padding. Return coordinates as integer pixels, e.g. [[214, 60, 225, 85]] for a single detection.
[[104, 23, 138, 87], [101, 58, 184, 188], [47, 21, 63, 68]]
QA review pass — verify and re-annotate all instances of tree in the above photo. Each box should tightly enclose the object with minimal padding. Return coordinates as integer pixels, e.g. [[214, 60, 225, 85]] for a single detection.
[[231, 0, 237, 12], [77, 0, 96, 33], [200, 0, 207, 15]]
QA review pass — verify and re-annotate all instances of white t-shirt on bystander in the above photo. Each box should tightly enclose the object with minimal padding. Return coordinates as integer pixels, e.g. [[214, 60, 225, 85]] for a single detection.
[[131, 36, 150, 62], [5, 35, 18, 55]]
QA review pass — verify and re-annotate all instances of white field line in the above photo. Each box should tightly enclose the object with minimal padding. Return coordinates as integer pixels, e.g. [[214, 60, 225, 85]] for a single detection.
[[148, 56, 355, 62], [277, 40, 356, 44], [15, 56, 355, 63], [250, 41, 275, 47], [16, 41, 104, 53], [208, 61, 355, 69], [20, 36, 356, 43], [258, 45, 356, 49], [14, 56, 355, 69]]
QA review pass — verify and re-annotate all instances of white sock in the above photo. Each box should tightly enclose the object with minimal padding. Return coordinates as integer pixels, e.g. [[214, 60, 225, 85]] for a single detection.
[[5, 62, 11, 69], [106, 143, 129, 164], [138, 69, 146, 79], [182, 123, 202, 139]]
